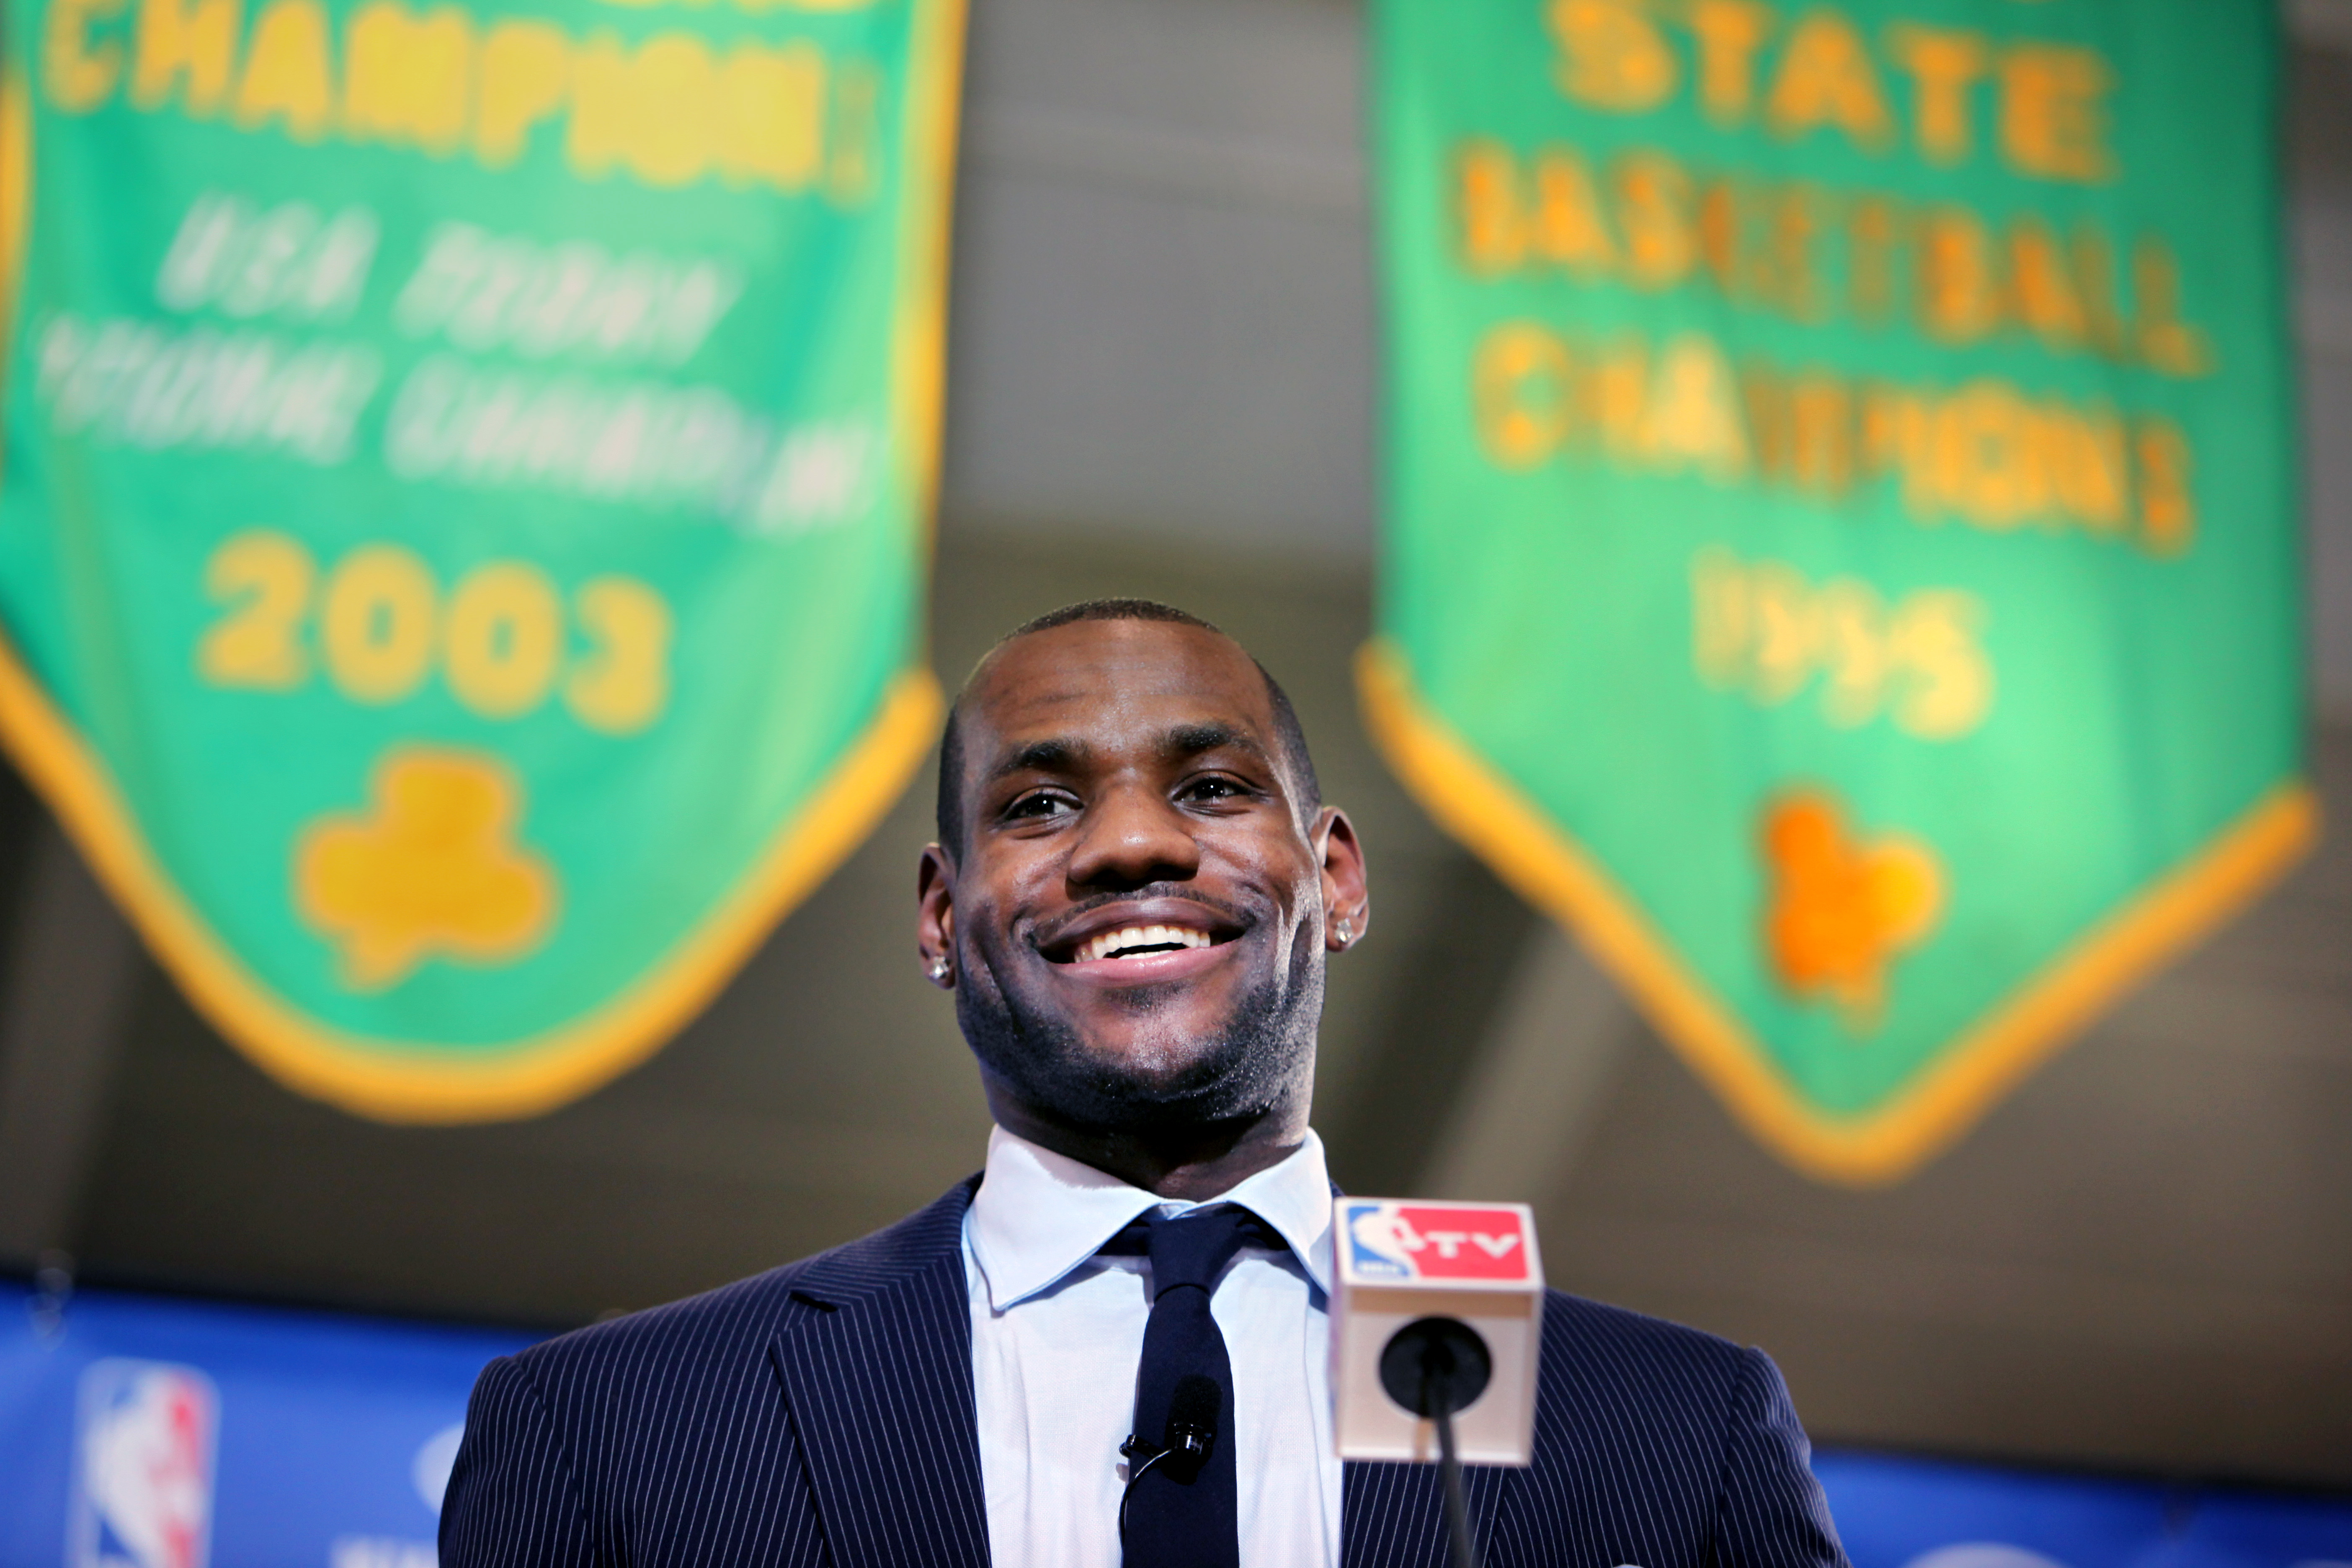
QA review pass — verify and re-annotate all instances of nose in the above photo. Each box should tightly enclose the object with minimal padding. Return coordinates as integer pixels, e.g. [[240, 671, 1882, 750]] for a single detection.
[[1065, 780, 1201, 891]]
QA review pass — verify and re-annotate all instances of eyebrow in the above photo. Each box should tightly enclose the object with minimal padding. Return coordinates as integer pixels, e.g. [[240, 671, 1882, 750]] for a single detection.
[[985, 737, 1090, 784], [981, 722, 1270, 787], [1163, 721, 1268, 768]]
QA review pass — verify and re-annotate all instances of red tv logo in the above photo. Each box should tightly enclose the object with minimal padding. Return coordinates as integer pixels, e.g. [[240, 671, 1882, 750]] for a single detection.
[[1344, 1202, 1532, 1282]]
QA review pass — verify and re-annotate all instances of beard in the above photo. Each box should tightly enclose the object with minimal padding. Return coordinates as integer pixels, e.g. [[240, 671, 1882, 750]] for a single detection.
[[954, 926, 1322, 1135]]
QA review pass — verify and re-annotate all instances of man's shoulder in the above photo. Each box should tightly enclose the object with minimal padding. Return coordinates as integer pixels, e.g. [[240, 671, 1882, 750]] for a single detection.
[[499, 1176, 979, 1400], [1534, 1286, 1760, 1416]]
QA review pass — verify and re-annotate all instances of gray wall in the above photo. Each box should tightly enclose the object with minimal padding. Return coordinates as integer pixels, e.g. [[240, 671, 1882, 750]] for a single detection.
[[0, 0, 2346, 1490]]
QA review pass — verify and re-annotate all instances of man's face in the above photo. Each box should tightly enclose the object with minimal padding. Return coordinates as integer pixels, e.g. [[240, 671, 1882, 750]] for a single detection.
[[917, 620, 1367, 1134]]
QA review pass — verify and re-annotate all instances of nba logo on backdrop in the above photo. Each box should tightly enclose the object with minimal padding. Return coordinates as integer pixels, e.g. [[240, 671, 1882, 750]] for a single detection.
[[1342, 1200, 1533, 1283], [71, 1360, 218, 1568]]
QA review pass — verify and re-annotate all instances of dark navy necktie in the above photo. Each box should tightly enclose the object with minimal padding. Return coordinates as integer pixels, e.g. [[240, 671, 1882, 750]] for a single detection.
[[1114, 1205, 1274, 1568]]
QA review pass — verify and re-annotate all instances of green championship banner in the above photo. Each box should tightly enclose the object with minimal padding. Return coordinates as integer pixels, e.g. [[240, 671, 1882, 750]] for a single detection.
[[0, 0, 961, 1118], [1364, 0, 2315, 1181]]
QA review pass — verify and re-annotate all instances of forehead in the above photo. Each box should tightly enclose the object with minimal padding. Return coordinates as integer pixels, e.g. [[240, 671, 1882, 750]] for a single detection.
[[962, 619, 1277, 756]]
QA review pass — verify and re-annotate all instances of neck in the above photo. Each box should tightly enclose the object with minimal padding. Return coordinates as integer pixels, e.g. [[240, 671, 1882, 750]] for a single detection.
[[985, 1083, 1311, 1201]]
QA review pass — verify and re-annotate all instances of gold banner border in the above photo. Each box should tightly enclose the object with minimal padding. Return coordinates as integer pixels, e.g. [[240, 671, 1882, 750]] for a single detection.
[[0, 636, 943, 1122], [1357, 637, 2321, 1185]]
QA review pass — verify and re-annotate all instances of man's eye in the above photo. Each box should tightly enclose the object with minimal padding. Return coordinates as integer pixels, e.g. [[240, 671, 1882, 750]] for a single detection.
[[1180, 776, 1249, 804], [1005, 792, 1076, 821]]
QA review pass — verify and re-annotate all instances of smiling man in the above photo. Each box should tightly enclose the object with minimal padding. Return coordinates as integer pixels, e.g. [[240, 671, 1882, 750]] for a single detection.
[[441, 601, 1846, 1568]]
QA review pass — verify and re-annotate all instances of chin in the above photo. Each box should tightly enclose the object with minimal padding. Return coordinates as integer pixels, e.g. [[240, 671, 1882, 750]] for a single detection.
[[959, 957, 1317, 1131], [1075, 1032, 1238, 1096], [1074, 993, 1231, 1052], [1078, 1019, 1309, 1126]]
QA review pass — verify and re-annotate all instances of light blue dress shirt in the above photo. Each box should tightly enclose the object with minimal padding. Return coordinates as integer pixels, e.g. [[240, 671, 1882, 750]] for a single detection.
[[962, 1124, 1343, 1568]]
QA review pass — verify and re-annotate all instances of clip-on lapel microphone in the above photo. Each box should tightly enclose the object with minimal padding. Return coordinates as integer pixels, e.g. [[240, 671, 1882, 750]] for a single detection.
[[1119, 1373, 1222, 1532]]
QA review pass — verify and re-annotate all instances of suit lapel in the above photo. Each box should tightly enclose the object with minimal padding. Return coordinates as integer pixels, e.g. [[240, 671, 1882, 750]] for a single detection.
[[770, 1185, 991, 1568], [1342, 1457, 1514, 1568]]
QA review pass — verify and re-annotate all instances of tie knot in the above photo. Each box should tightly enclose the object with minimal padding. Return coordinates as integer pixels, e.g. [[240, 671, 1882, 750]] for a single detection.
[[1142, 1205, 1271, 1297]]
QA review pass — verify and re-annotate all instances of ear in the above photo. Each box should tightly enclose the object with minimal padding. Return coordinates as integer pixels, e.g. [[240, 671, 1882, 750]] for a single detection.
[[1313, 806, 1369, 950], [917, 842, 957, 987]]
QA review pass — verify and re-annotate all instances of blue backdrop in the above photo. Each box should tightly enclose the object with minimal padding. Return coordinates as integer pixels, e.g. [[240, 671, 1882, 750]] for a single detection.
[[3, 1279, 2347, 1568]]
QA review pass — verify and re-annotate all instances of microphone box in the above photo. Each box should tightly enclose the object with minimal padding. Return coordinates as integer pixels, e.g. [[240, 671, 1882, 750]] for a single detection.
[[1329, 1197, 1543, 1465]]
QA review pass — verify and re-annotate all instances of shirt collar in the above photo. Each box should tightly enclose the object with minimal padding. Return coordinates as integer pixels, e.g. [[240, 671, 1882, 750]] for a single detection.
[[967, 1123, 1334, 1312]]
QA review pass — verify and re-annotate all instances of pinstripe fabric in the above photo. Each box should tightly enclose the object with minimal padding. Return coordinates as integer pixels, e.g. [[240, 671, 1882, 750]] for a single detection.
[[441, 1179, 1845, 1568], [1344, 1294, 1845, 1568]]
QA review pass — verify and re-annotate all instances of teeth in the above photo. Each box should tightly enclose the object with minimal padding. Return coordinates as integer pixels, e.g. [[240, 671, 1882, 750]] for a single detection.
[[1075, 924, 1213, 963]]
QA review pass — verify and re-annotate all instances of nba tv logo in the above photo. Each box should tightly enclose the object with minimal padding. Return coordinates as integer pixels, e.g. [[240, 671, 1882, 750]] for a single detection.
[[70, 1359, 219, 1568], [1342, 1199, 1532, 1283]]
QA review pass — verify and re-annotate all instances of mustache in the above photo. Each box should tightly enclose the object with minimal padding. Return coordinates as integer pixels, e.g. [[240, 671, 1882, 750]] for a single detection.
[[1026, 884, 1256, 951]]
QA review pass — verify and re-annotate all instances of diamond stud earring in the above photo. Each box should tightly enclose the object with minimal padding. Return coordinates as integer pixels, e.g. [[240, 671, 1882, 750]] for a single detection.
[[1335, 917, 1354, 947], [927, 956, 951, 983]]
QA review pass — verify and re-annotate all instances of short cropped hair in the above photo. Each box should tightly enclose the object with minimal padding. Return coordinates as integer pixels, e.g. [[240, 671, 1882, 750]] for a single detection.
[[934, 598, 1321, 853]]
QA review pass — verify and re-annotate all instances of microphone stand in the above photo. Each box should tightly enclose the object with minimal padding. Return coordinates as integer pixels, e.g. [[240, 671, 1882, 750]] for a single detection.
[[1428, 1378, 1477, 1568], [1380, 1317, 1489, 1568]]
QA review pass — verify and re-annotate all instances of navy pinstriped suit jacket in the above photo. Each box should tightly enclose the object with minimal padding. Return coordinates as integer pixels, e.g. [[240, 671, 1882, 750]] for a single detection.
[[441, 1179, 1846, 1568]]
